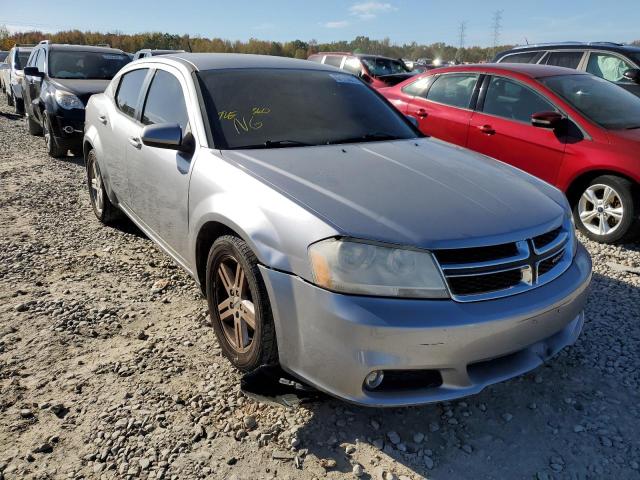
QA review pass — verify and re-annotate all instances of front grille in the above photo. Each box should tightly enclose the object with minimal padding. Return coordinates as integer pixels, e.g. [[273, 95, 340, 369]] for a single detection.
[[533, 227, 562, 250], [447, 269, 523, 296], [433, 242, 518, 264], [434, 223, 572, 302]]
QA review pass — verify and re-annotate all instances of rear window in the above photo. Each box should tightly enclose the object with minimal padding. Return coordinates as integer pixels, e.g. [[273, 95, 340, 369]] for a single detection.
[[49, 50, 130, 79], [499, 51, 544, 64], [324, 55, 343, 68]]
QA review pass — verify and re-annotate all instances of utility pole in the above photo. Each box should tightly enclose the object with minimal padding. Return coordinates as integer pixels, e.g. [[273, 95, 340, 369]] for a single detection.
[[457, 21, 466, 63], [491, 10, 503, 58]]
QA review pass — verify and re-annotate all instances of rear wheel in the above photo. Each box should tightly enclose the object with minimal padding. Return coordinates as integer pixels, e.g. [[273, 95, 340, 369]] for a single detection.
[[14, 96, 25, 116], [6, 90, 14, 107], [574, 175, 639, 243], [86, 149, 119, 224], [43, 115, 67, 158], [26, 112, 42, 136], [206, 235, 278, 371]]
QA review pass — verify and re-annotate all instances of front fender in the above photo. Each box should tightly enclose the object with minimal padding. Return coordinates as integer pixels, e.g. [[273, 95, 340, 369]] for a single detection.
[[187, 152, 338, 281]]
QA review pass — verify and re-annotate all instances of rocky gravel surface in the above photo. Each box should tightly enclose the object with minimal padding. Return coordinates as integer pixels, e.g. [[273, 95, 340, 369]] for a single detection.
[[1, 96, 640, 480]]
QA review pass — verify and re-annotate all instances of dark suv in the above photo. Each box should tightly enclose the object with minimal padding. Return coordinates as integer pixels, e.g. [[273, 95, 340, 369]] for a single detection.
[[308, 52, 416, 89], [22, 41, 130, 157], [493, 42, 640, 96]]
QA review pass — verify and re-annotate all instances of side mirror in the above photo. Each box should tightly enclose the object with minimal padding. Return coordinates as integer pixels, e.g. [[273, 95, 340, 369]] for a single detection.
[[531, 111, 565, 129], [141, 123, 194, 154], [405, 115, 419, 128], [623, 68, 640, 84], [23, 66, 44, 77]]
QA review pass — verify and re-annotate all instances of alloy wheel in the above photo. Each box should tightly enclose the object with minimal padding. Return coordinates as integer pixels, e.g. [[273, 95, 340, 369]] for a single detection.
[[215, 256, 256, 353], [578, 184, 624, 236], [88, 159, 104, 215]]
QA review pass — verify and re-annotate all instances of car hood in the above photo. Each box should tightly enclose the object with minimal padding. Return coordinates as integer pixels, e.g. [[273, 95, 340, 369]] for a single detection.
[[221, 138, 567, 249], [50, 78, 111, 98]]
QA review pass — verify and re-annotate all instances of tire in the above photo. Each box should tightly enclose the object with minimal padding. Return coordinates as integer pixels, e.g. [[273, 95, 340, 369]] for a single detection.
[[26, 112, 42, 136], [43, 115, 67, 158], [14, 97, 25, 116], [206, 235, 278, 371], [573, 175, 639, 243], [86, 149, 119, 224], [6, 90, 14, 107]]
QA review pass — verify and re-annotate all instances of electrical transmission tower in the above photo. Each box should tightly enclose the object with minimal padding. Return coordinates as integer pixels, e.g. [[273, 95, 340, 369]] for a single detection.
[[491, 10, 503, 57], [457, 21, 466, 63]]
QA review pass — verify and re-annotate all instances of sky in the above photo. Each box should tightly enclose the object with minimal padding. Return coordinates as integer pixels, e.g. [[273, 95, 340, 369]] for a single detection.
[[2, 0, 639, 47]]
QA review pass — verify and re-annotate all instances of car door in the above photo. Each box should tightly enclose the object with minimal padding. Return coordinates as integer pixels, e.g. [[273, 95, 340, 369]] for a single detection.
[[405, 72, 480, 146], [126, 66, 193, 258], [104, 68, 150, 200], [467, 75, 566, 184], [585, 51, 640, 97]]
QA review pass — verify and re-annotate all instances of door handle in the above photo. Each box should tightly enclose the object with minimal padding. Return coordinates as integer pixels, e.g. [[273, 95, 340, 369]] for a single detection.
[[477, 124, 496, 135], [98, 114, 107, 125], [128, 137, 142, 149], [416, 108, 428, 119]]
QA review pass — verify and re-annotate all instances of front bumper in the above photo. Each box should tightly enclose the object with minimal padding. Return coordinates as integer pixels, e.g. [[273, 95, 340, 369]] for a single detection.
[[260, 242, 592, 407], [50, 111, 85, 151]]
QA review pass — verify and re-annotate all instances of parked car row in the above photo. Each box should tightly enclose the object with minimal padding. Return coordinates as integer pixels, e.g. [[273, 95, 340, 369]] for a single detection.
[[3, 43, 627, 407]]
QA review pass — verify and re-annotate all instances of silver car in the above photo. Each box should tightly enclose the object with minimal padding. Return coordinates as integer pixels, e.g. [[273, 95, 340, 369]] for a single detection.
[[83, 53, 592, 407]]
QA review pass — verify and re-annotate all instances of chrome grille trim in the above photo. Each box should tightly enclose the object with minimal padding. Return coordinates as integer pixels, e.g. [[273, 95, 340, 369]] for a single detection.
[[434, 222, 573, 303]]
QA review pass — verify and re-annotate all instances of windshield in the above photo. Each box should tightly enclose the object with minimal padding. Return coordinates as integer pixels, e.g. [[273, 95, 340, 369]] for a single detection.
[[49, 51, 130, 79], [540, 74, 640, 130], [360, 57, 410, 77], [15, 51, 32, 70], [197, 68, 419, 150]]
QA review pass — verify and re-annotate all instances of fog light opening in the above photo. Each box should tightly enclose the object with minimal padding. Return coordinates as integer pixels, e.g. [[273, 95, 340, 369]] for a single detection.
[[63, 126, 74, 134], [364, 370, 384, 390]]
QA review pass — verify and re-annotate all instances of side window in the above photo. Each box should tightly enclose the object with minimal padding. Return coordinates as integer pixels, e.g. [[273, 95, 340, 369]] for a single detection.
[[308, 55, 323, 64], [141, 70, 189, 132], [544, 51, 583, 69], [116, 69, 148, 119], [342, 56, 362, 75], [324, 55, 344, 68], [426, 74, 479, 109], [36, 49, 46, 72], [586, 53, 635, 82], [499, 51, 544, 64], [483, 76, 556, 123], [401, 76, 434, 97]]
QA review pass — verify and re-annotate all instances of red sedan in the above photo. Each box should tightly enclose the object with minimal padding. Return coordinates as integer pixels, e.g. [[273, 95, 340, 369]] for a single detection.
[[381, 64, 640, 243]]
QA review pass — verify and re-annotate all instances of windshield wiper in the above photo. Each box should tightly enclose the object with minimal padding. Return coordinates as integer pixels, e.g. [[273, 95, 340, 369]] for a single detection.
[[326, 133, 405, 145]]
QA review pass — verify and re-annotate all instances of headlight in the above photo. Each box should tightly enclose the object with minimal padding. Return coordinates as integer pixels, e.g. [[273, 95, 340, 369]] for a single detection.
[[308, 238, 449, 299], [54, 90, 84, 110]]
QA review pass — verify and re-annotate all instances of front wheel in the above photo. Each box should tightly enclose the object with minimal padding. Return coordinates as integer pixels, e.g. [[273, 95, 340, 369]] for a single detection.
[[573, 175, 639, 243], [6, 90, 14, 107], [14, 96, 25, 116], [206, 235, 278, 371], [43, 115, 67, 158], [26, 113, 42, 136]]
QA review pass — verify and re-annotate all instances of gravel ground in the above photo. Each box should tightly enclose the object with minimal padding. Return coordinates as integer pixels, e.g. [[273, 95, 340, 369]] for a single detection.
[[1, 94, 639, 480]]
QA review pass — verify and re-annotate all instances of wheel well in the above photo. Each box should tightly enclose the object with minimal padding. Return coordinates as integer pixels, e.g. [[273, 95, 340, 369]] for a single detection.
[[566, 170, 638, 206], [83, 140, 93, 162], [195, 222, 238, 295]]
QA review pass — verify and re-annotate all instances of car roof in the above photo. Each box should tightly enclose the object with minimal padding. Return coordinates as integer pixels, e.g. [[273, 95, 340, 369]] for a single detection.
[[48, 44, 126, 54], [140, 53, 338, 72], [427, 63, 585, 79], [498, 42, 640, 56]]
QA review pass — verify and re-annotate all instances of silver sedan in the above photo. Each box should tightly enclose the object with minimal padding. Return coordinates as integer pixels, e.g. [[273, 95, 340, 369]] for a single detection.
[[83, 53, 591, 406]]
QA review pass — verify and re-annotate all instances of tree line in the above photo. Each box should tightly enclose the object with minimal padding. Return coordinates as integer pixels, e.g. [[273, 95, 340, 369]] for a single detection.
[[1, 27, 639, 63]]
